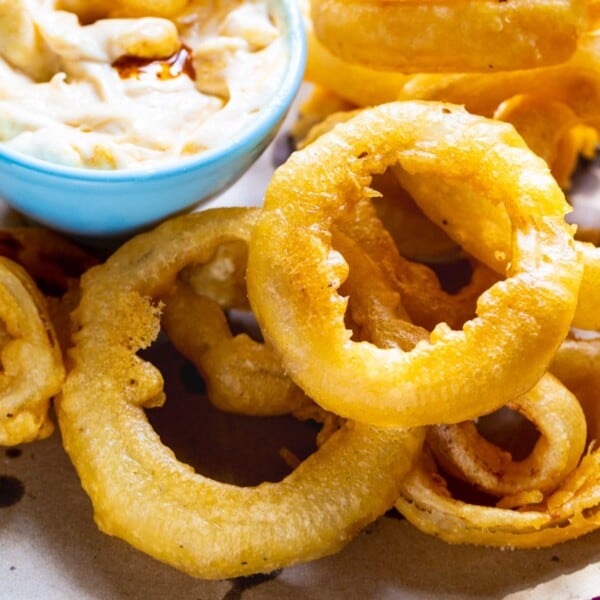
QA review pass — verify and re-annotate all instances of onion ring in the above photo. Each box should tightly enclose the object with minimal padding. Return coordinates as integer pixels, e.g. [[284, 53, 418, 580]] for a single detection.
[[303, 6, 600, 135], [427, 374, 587, 498], [0, 257, 64, 446], [56, 207, 424, 579], [247, 101, 582, 427], [310, 0, 583, 73], [396, 446, 600, 548], [0, 227, 101, 352]]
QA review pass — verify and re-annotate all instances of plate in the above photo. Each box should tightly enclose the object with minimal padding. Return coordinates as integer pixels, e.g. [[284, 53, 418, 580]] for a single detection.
[[2, 97, 600, 600]]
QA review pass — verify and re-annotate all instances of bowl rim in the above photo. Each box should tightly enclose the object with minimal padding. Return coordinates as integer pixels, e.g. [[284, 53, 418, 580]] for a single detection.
[[0, 0, 307, 182]]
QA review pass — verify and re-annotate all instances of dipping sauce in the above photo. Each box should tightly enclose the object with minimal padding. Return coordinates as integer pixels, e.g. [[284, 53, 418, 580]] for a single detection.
[[0, 0, 286, 169], [112, 44, 197, 81]]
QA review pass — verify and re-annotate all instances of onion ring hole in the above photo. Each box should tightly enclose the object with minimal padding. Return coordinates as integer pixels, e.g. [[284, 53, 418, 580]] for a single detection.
[[141, 337, 321, 487], [475, 407, 540, 462], [428, 408, 541, 508]]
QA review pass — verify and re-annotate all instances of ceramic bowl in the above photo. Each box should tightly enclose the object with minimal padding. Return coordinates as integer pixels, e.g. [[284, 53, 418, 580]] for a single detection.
[[0, 0, 306, 238]]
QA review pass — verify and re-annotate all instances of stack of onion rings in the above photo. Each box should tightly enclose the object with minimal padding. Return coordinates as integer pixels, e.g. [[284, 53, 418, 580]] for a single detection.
[[1, 0, 599, 583], [330, 214, 598, 548]]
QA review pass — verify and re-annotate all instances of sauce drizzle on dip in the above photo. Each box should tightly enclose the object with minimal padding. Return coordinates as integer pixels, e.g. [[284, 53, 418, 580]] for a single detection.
[[113, 44, 197, 81]]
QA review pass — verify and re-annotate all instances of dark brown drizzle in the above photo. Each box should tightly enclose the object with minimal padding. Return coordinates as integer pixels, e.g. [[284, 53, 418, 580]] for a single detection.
[[0, 475, 25, 508], [113, 45, 196, 81], [224, 570, 282, 600]]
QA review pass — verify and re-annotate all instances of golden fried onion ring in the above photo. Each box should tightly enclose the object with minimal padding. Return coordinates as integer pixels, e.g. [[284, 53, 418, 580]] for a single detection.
[[56, 207, 423, 579], [0, 227, 101, 353], [396, 446, 600, 548], [427, 374, 587, 498], [0, 257, 64, 446], [311, 0, 583, 74], [303, 9, 600, 131], [247, 101, 582, 428]]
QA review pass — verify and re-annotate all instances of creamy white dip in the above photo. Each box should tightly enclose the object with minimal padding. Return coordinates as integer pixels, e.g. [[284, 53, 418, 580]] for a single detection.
[[0, 0, 287, 169]]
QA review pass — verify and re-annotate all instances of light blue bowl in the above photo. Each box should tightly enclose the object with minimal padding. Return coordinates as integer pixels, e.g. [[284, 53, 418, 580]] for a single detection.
[[0, 0, 306, 239]]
